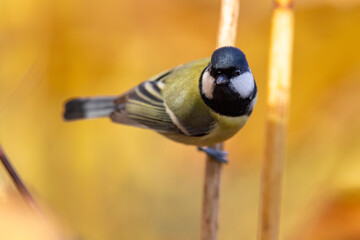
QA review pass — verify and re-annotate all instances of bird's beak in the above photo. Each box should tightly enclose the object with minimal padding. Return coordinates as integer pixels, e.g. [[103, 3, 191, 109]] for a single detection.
[[216, 75, 229, 85]]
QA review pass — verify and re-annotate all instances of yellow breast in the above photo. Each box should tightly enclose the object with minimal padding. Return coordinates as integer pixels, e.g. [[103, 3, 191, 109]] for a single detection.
[[161, 114, 249, 146]]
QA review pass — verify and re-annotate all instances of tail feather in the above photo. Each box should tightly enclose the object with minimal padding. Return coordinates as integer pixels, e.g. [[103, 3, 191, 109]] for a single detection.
[[64, 97, 117, 120]]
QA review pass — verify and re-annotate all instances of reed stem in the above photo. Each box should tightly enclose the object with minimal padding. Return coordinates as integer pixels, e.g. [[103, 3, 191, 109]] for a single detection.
[[257, 1, 294, 240], [0, 145, 40, 212], [200, 1, 240, 240]]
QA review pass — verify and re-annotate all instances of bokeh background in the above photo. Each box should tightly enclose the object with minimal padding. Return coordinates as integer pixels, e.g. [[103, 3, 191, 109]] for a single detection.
[[1, 0, 360, 239]]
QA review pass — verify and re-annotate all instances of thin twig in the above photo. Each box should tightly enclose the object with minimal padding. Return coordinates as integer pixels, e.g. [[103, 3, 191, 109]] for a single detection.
[[200, 1, 240, 240], [257, 1, 294, 240], [0, 144, 40, 212]]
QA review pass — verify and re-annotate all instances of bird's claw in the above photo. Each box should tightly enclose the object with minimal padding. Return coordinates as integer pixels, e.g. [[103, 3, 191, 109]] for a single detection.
[[198, 146, 228, 163]]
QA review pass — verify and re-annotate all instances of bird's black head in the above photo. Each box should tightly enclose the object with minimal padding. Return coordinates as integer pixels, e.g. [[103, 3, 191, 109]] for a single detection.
[[210, 46, 249, 85], [199, 46, 257, 117]]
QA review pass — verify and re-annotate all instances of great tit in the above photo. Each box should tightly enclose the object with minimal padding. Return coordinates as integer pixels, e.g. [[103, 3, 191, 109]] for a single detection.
[[63, 46, 257, 163]]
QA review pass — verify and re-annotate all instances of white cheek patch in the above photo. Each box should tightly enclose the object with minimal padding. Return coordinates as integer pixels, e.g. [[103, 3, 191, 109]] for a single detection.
[[229, 71, 255, 98], [201, 70, 215, 99]]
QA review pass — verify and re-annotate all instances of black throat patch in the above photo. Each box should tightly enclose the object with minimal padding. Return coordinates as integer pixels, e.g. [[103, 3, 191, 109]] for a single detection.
[[199, 71, 257, 117]]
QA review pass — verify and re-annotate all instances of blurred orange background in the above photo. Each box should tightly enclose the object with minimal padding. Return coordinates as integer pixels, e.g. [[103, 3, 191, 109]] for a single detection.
[[0, 0, 360, 239]]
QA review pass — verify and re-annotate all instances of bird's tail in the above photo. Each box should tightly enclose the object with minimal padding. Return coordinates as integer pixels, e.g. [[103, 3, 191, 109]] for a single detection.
[[63, 96, 117, 121]]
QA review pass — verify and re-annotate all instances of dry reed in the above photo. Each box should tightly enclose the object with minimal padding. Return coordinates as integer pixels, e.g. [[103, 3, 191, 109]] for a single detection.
[[200, 1, 240, 240], [0, 145, 40, 212], [257, 0, 294, 240]]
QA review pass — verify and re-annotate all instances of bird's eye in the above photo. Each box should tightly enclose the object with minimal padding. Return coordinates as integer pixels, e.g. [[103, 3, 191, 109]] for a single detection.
[[217, 70, 222, 75], [235, 69, 241, 76]]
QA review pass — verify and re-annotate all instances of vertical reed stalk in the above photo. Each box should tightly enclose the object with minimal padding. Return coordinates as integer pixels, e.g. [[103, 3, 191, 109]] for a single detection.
[[257, 1, 294, 240], [0, 145, 40, 212], [201, 1, 239, 240]]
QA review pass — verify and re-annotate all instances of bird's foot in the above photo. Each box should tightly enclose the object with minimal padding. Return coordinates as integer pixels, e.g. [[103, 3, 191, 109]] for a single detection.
[[197, 147, 228, 164]]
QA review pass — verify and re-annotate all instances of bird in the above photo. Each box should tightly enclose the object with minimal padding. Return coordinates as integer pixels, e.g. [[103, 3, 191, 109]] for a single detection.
[[63, 46, 257, 163]]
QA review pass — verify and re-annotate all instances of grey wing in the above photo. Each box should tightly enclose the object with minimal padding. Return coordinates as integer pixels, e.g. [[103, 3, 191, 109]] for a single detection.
[[110, 73, 214, 136]]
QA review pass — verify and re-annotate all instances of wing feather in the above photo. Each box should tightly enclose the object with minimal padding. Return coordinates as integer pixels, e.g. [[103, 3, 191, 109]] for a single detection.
[[111, 66, 215, 136]]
